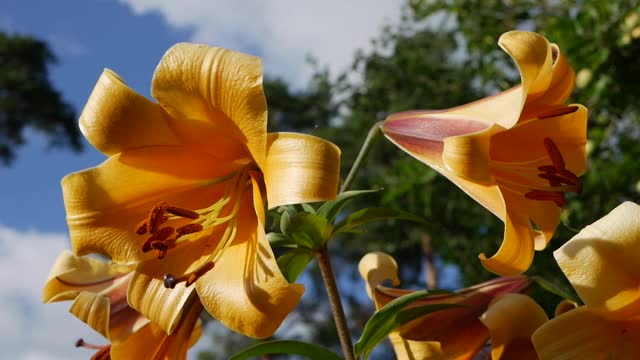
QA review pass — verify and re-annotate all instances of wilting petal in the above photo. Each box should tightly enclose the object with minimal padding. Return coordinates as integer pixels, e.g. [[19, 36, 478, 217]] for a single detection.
[[532, 306, 640, 360], [152, 43, 267, 167], [195, 178, 304, 338], [62, 146, 240, 261], [382, 114, 506, 219], [554, 201, 640, 319], [42, 251, 133, 303], [479, 192, 535, 275], [80, 69, 180, 156], [358, 251, 401, 301], [264, 132, 340, 208], [480, 293, 548, 360], [69, 291, 111, 339]]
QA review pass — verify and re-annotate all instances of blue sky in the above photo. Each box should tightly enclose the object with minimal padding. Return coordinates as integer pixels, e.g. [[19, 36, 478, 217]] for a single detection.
[[0, 1, 411, 359]]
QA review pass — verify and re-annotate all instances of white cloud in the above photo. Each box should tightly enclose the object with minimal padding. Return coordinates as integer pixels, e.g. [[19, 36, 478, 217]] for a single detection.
[[0, 226, 105, 360], [118, 0, 404, 88]]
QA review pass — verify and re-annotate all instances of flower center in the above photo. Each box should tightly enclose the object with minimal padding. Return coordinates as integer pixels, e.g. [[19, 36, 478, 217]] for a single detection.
[[134, 169, 252, 289], [491, 137, 581, 207]]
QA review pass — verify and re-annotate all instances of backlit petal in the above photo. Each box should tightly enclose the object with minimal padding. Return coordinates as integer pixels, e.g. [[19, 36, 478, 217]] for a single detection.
[[532, 306, 640, 360], [80, 69, 179, 156], [480, 293, 548, 360], [490, 105, 588, 175], [554, 201, 640, 318], [152, 43, 267, 167], [62, 146, 240, 262], [195, 176, 304, 338], [264, 132, 340, 208], [389, 333, 443, 360], [479, 192, 535, 275], [127, 269, 197, 335], [382, 113, 506, 219], [42, 251, 133, 303], [358, 251, 401, 301], [69, 291, 111, 339], [443, 124, 503, 184]]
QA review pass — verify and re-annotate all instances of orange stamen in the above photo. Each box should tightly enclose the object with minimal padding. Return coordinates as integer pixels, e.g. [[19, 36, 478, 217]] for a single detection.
[[142, 226, 175, 253], [166, 205, 200, 219], [163, 262, 215, 289], [177, 223, 204, 236], [543, 138, 565, 170], [148, 202, 168, 234], [525, 190, 567, 207]]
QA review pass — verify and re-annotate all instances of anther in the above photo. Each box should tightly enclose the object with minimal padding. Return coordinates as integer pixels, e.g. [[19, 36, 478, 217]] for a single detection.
[[75, 338, 103, 350], [141, 226, 175, 253], [135, 220, 147, 235], [163, 262, 216, 289], [525, 190, 567, 207], [543, 138, 565, 170], [537, 165, 557, 174], [166, 206, 200, 219], [148, 202, 168, 234], [177, 223, 204, 236]]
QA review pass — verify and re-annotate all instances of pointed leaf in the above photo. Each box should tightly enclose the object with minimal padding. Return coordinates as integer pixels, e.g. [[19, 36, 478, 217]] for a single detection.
[[280, 209, 292, 235], [354, 289, 458, 359], [267, 232, 296, 248], [288, 212, 330, 249], [277, 249, 315, 283], [229, 340, 343, 360], [333, 207, 427, 236], [317, 189, 381, 224]]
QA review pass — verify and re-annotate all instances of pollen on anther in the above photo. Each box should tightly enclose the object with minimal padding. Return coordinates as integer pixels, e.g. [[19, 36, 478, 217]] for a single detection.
[[166, 206, 200, 219], [148, 202, 168, 234], [177, 223, 204, 236]]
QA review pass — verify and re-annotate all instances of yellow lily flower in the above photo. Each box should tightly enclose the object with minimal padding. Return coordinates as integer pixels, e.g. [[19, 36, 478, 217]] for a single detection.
[[61, 43, 341, 338], [359, 252, 544, 359], [532, 202, 640, 359], [43, 251, 202, 360], [381, 31, 588, 275]]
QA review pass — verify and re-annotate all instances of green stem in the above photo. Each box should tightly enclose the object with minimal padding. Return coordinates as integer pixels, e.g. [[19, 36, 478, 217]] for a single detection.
[[316, 247, 355, 360], [340, 121, 383, 193]]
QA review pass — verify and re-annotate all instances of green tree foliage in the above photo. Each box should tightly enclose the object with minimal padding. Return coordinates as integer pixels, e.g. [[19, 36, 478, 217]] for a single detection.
[[0, 32, 81, 165]]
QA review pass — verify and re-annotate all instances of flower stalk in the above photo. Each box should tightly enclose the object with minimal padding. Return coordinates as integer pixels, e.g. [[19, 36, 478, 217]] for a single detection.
[[316, 247, 355, 360], [340, 121, 383, 193]]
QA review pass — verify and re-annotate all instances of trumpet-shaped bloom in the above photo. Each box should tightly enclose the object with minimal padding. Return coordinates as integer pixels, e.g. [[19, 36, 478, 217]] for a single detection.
[[43, 251, 202, 360], [381, 31, 587, 275], [359, 252, 544, 359], [532, 202, 640, 359], [62, 43, 341, 338]]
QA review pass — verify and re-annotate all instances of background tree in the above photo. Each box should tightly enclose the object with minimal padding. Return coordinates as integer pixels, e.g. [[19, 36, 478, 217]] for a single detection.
[[0, 32, 81, 165]]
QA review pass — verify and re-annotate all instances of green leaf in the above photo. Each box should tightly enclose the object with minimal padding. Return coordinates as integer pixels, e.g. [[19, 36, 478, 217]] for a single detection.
[[267, 232, 296, 248], [277, 249, 315, 282], [229, 340, 343, 360], [532, 276, 581, 303], [353, 289, 458, 360], [317, 189, 381, 224], [301, 203, 317, 213], [287, 212, 330, 249], [280, 209, 291, 235], [333, 207, 427, 235]]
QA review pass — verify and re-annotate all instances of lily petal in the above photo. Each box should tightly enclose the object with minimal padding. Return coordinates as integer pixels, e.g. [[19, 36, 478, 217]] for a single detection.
[[480, 293, 548, 360], [389, 333, 443, 360], [554, 201, 640, 318], [382, 114, 506, 219], [264, 132, 340, 208], [43, 251, 133, 303], [152, 43, 267, 167], [479, 192, 535, 275], [358, 251, 401, 301], [195, 176, 304, 338], [532, 306, 640, 360], [62, 146, 240, 261], [443, 123, 504, 184], [127, 268, 197, 335], [80, 69, 180, 156]]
